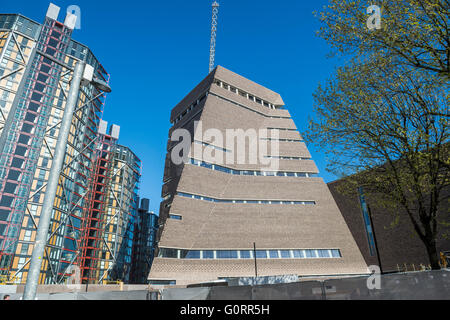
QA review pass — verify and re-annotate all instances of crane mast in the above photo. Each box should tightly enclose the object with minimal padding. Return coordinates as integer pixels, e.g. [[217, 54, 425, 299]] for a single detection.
[[209, 1, 220, 73]]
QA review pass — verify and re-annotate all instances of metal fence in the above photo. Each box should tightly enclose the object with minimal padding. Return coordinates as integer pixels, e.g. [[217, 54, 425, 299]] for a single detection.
[[0, 290, 151, 300], [162, 269, 450, 300], [2, 270, 449, 300]]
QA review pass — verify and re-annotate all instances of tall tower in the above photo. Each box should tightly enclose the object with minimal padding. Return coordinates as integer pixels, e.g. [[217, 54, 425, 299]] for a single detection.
[[149, 66, 369, 286], [79, 121, 142, 284], [0, 5, 109, 284], [209, 2, 219, 73]]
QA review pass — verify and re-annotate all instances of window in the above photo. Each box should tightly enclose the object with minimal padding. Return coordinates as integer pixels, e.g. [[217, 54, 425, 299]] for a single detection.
[[160, 248, 177, 258], [11, 158, 24, 169], [305, 250, 317, 258], [21, 123, 33, 133], [286, 172, 296, 177], [25, 113, 36, 123], [4, 183, 17, 194], [0, 196, 14, 207], [358, 187, 377, 256], [216, 250, 238, 259], [169, 214, 182, 221], [158, 248, 340, 260], [42, 157, 49, 168], [37, 73, 48, 83], [255, 250, 267, 259], [35, 83, 45, 93], [31, 92, 42, 102], [28, 102, 39, 112], [45, 47, 56, 56], [185, 250, 201, 259], [40, 64, 51, 74], [177, 191, 315, 206], [7, 170, 21, 181], [203, 251, 214, 259], [292, 250, 304, 258], [269, 250, 279, 259], [318, 250, 330, 258], [0, 209, 10, 221], [331, 250, 341, 258], [149, 280, 176, 286], [48, 38, 58, 48]]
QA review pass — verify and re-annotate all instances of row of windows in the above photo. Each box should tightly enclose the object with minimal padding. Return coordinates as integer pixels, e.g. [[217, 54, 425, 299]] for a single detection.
[[264, 156, 310, 160], [159, 248, 342, 260], [188, 158, 318, 178], [171, 89, 290, 127], [260, 138, 304, 142], [209, 91, 290, 119], [177, 191, 316, 205], [173, 92, 207, 124], [194, 140, 230, 153], [267, 127, 298, 132], [214, 79, 281, 110]]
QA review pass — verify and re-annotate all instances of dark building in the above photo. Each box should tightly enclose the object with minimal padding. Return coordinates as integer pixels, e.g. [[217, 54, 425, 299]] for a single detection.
[[328, 179, 450, 273], [130, 198, 158, 284]]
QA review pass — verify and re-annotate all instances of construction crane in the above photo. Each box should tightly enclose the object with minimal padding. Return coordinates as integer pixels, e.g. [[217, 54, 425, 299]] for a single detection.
[[209, 1, 220, 73]]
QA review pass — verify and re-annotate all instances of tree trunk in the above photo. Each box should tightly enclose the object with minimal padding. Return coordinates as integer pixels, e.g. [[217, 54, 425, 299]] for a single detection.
[[424, 240, 441, 270]]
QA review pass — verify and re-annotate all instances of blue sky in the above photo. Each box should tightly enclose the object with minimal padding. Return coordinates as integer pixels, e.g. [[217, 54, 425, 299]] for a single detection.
[[5, 0, 342, 214]]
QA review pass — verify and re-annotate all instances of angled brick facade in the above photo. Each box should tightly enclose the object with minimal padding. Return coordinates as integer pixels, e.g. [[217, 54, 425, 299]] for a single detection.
[[149, 66, 369, 286]]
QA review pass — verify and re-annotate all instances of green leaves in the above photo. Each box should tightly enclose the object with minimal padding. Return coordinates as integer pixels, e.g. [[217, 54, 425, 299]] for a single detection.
[[307, 0, 449, 267], [317, 0, 450, 77]]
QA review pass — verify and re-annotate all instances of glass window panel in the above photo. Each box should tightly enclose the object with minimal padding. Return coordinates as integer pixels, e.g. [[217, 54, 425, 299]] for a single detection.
[[0, 196, 14, 207], [286, 172, 296, 177], [216, 250, 238, 259], [318, 250, 330, 258], [4, 183, 17, 194], [21, 123, 33, 133], [239, 250, 252, 259], [28, 102, 39, 112], [7, 170, 20, 181], [305, 250, 317, 258], [331, 250, 341, 258], [0, 209, 10, 221], [161, 248, 178, 258], [269, 250, 279, 258], [11, 157, 24, 169], [292, 250, 304, 258], [280, 250, 291, 258], [31, 92, 42, 102], [203, 251, 214, 259], [25, 113, 36, 123], [255, 250, 267, 259], [185, 250, 201, 259]]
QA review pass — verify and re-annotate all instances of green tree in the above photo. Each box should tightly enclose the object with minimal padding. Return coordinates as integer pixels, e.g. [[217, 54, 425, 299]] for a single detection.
[[308, 0, 450, 269], [317, 0, 449, 77]]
